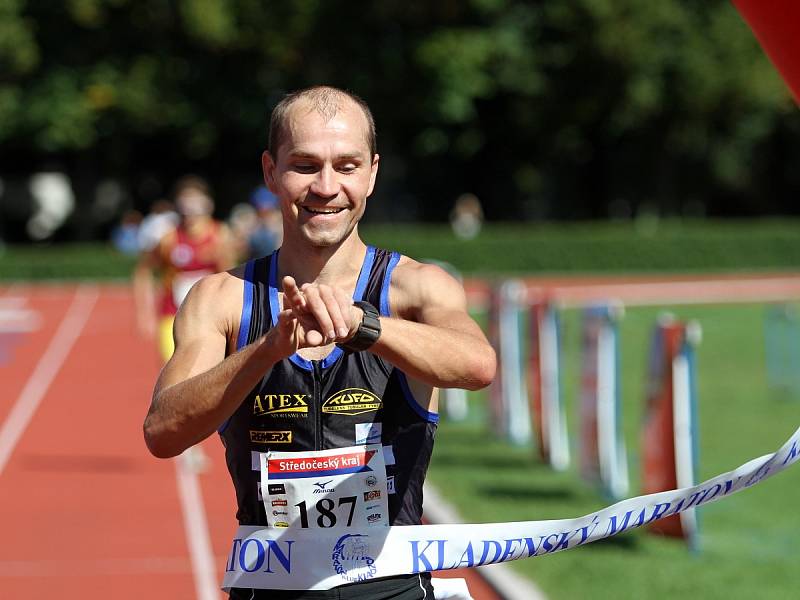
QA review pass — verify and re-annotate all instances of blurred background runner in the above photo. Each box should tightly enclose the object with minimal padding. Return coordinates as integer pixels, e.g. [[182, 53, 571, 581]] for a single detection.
[[133, 175, 235, 362]]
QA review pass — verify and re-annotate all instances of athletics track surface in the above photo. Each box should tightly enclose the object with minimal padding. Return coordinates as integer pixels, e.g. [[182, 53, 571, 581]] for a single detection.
[[0, 283, 500, 600], [2, 274, 800, 599]]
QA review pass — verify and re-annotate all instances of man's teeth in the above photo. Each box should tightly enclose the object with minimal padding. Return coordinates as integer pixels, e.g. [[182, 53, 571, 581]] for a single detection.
[[304, 207, 343, 214]]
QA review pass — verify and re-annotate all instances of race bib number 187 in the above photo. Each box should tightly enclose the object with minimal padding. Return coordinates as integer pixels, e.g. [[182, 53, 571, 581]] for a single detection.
[[260, 444, 390, 530]]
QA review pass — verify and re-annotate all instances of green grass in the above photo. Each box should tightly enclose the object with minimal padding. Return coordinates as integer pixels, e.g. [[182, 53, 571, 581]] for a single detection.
[[428, 303, 800, 599], [3, 219, 800, 280], [0, 243, 136, 280], [362, 219, 800, 275]]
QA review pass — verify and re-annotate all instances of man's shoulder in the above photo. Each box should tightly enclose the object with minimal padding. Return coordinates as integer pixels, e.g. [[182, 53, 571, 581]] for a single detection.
[[387, 256, 466, 313], [176, 268, 248, 341], [186, 268, 246, 310], [390, 256, 457, 287]]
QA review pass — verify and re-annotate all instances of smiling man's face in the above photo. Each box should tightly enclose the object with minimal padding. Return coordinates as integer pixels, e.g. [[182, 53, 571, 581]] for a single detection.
[[262, 98, 379, 249]]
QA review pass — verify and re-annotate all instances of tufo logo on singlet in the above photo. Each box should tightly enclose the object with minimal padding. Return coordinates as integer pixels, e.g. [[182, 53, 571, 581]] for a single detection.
[[253, 394, 308, 417], [249, 430, 292, 444], [322, 388, 382, 416]]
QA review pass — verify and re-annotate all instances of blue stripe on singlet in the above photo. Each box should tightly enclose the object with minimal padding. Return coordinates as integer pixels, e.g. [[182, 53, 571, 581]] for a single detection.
[[268, 251, 280, 327], [268, 246, 377, 371], [381, 252, 439, 423], [379, 251, 401, 317], [236, 260, 256, 351], [353, 245, 376, 302], [397, 370, 440, 424], [218, 259, 256, 434]]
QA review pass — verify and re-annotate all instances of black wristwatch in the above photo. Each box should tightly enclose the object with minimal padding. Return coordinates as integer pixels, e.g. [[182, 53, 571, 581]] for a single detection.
[[337, 301, 381, 353]]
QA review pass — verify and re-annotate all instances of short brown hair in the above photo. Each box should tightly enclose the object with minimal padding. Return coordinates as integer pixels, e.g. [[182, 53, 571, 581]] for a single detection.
[[268, 86, 377, 158]]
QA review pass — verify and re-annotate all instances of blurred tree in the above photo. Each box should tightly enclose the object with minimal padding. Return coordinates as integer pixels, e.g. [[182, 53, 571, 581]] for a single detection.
[[0, 0, 798, 238], [407, 0, 798, 218]]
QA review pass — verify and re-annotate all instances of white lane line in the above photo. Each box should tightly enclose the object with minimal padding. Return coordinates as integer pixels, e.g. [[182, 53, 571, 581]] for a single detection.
[[175, 445, 219, 600], [0, 556, 199, 577], [0, 302, 42, 333], [0, 285, 99, 476]]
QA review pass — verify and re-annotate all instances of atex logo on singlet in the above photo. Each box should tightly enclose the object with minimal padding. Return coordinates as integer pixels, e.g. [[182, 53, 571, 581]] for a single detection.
[[322, 388, 382, 416], [253, 394, 308, 417]]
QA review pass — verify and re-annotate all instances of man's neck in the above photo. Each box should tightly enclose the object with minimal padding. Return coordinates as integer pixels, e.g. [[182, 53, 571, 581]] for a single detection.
[[278, 231, 367, 288]]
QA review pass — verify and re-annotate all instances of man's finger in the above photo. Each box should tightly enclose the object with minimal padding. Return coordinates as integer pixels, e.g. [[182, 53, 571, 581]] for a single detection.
[[276, 308, 296, 331], [304, 329, 324, 347], [282, 276, 306, 311], [319, 285, 349, 339], [275, 309, 300, 354], [334, 288, 356, 338], [301, 285, 335, 343]]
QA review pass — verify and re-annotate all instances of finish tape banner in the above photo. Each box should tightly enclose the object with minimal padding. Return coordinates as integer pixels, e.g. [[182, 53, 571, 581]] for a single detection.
[[222, 426, 799, 591]]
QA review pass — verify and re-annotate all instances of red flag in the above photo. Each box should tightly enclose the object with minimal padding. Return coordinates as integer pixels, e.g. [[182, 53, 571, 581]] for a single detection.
[[733, 0, 800, 103]]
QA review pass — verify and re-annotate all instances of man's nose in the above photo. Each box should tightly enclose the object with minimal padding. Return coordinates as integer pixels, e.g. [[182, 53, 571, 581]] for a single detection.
[[310, 166, 340, 198]]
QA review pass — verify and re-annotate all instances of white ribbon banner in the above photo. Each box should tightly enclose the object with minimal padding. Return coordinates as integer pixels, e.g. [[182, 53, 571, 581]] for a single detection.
[[222, 426, 800, 591]]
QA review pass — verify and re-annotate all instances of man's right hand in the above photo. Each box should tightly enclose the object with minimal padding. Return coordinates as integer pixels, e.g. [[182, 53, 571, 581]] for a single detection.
[[276, 276, 360, 351]]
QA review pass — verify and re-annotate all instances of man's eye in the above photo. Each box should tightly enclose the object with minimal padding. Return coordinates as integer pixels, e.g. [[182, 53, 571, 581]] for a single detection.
[[294, 164, 316, 173], [338, 164, 357, 173]]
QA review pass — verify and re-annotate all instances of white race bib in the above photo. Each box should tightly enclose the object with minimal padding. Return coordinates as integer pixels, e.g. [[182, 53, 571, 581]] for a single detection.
[[260, 445, 390, 530]]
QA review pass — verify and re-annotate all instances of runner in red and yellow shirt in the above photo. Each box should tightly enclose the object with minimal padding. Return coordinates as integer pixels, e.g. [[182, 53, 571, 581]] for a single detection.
[[134, 175, 235, 362]]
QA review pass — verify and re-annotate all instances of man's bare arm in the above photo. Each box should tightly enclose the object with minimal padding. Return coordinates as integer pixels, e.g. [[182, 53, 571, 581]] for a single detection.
[[370, 262, 496, 390], [289, 261, 495, 391], [143, 273, 297, 458]]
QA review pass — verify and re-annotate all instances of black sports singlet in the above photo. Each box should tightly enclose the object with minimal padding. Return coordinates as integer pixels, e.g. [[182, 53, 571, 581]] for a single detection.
[[219, 246, 439, 528]]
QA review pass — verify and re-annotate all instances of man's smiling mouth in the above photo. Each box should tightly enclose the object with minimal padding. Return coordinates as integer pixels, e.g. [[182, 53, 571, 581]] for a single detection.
[[302, 206, 345, 215]]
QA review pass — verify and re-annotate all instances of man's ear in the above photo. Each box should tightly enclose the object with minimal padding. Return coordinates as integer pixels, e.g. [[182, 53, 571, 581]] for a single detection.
[[366, 153, 380, 198], [262, 151, 277, 193]]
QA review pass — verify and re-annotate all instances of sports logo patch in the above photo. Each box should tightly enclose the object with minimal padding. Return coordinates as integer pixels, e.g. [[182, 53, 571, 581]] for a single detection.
[[272, 499, 288, 507], [355, 422, 382, 444], [253, 394, 308, 417], [364, 490, 381, 501], [323, 388, 382, 416], [268, 483, 286, 495], [250, 430, 292, 444], [313, 480, 335, 494]]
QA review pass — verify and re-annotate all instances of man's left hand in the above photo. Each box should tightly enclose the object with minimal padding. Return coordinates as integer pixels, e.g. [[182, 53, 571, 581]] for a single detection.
[[281, 276, 362, 347]]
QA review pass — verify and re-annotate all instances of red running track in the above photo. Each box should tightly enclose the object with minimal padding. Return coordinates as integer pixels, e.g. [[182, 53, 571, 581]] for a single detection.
[[0, 283, 500, 600], [464, 272, 800, 308], [4, 274, 799, 598], [0, 284, 235, 599]]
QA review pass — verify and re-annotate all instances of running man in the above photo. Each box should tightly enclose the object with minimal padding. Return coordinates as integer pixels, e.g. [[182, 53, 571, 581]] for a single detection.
[[134, 175, 234, 362], [143, 86, 496, 599]]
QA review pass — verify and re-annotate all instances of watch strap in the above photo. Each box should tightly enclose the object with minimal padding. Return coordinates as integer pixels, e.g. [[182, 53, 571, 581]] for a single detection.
[[337, 301, 381, 353]]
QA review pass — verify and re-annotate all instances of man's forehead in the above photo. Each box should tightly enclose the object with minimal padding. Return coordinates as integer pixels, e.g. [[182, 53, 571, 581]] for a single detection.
[[282, 99, 370, 153]]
